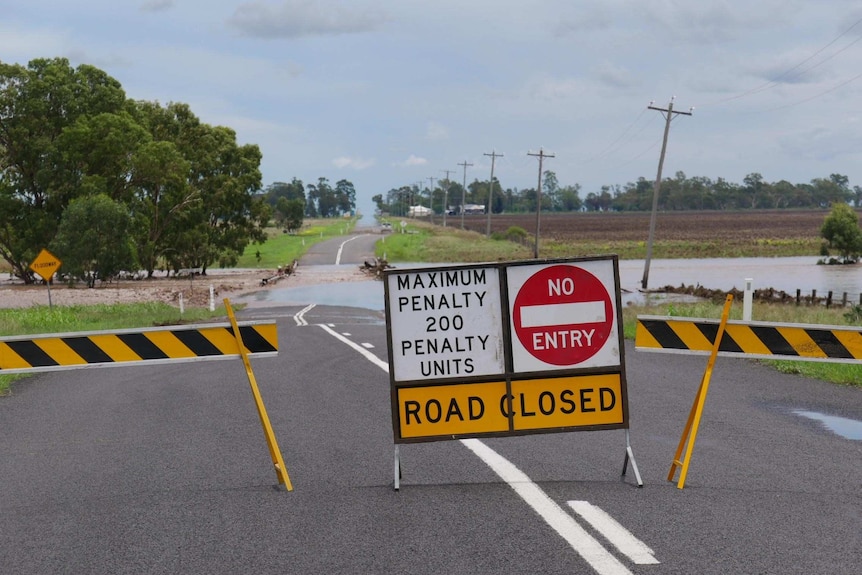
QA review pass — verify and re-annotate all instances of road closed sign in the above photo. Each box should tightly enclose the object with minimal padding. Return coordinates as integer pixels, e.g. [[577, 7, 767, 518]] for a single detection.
[[384, 256, 627, 443], [507, 260, 620, 373]]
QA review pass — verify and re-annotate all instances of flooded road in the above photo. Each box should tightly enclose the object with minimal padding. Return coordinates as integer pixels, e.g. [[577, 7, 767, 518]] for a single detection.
[[238, 256, 862, 311]]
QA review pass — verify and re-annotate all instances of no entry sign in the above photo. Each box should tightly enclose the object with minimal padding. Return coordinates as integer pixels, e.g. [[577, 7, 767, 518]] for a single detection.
[[507, 260, 620, 372]]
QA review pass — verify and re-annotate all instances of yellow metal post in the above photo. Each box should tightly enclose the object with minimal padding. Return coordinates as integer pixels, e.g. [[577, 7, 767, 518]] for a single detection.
[[225, 299, 293, 491], [668, 294, 733, 489]]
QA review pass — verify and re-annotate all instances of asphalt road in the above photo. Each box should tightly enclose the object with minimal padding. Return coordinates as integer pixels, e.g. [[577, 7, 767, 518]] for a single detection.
[[2, 229, 861, 574]]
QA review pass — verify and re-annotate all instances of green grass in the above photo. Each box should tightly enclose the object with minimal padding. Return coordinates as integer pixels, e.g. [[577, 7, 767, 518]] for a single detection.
[[621, 300, 862, 387], [236, 217, 357, 268], [539, 238, 823, 260], [376, 220, 531, 262], [0, 302, 229, 395]]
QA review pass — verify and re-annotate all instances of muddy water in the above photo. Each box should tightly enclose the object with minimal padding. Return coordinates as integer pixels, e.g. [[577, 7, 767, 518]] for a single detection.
[[244, 256, 862, 311], [624, 256, 862, 297]]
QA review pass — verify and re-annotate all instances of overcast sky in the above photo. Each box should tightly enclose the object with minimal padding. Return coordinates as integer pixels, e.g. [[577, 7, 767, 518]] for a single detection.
[[4, 0, 862, 217]]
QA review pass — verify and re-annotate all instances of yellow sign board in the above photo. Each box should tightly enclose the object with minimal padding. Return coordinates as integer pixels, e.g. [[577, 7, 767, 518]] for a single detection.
[[395, 373, 625, 441], [29, 248, 62, 281], [511, 374, 624, 431], [397, 381, 509, 438]]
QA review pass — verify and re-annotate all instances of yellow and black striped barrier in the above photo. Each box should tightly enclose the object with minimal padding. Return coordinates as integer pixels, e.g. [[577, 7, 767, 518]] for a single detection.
[[0, 321, 278, 374], [636, 316, 862, 363]]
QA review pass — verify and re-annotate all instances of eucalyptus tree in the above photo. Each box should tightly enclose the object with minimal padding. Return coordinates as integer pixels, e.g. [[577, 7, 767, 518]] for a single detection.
[[0, 57, 127, 282]]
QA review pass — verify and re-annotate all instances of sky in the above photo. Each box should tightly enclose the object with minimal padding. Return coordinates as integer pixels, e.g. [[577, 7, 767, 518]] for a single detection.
[[3, 0, 862, 219]]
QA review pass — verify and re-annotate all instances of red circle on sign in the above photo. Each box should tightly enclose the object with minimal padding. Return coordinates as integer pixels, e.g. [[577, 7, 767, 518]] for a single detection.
[[512, 264, 613, 365]]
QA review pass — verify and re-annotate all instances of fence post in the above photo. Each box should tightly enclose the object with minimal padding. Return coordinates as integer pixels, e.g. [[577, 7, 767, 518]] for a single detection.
[[743, 278, 753, 321]]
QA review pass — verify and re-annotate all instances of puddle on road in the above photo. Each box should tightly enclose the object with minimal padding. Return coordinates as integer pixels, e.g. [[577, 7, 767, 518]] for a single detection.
[[792, 410, 862, 440]]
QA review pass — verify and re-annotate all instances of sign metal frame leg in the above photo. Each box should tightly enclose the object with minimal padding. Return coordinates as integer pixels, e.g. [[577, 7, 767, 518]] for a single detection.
[[621, 429, 643, 487], [393, 446, 401, 491], [667, 294, 733, 489]]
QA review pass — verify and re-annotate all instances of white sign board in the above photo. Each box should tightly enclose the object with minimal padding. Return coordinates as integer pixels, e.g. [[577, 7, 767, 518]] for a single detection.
[[385, 266, 505, 382], [506, 259, 620, 373]]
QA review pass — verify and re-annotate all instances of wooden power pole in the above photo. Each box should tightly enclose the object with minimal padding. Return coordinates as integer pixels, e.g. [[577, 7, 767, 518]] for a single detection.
[[484, 150, 502, 237], [440, 169, 455, 227], [527, 148, 554, 258], [642, 98, 693, 289], [458, 160, 473, 229]]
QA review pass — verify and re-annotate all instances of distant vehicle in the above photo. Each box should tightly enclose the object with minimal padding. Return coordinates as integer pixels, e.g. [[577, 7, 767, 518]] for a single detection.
[[381, 222, 392, 232]]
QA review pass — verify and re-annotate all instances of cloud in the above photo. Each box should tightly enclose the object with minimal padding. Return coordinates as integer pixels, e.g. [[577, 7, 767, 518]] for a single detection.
[[426, 121, 449, 140], [227, 1, 386, 39], [395, 154, 428, 167], [140, 0, 175, 12], [332, 156, 375, 170], [529, 76, 583, 101], [593, 61, 638, 89]]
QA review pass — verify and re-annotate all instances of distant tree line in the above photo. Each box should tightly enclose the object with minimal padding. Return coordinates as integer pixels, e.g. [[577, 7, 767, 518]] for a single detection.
[[0, 58, 270, 284], [261, 177, 356, 233], [375, 171, 861, 216]]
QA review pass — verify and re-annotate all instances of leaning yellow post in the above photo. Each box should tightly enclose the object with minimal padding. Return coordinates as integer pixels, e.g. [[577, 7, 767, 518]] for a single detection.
[[667, 294, 734, 489], [225, 298, 294, 491]]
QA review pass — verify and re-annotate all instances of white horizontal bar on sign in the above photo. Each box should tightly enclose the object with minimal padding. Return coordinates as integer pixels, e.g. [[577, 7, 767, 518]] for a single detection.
[[520, 301, 606, 328]]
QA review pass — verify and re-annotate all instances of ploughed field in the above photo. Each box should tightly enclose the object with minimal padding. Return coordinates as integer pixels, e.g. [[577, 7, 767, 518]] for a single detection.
[[458, 210, 828, 243]]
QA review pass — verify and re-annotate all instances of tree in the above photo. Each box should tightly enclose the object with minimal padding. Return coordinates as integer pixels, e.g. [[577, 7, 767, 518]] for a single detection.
[[335, 179, 356, 215], [820, 203, 862, 263], [276, 197, 305, 233], [0, 57, 127, 282], [265, 178, 305, 205], [51, 194, 137, 287]]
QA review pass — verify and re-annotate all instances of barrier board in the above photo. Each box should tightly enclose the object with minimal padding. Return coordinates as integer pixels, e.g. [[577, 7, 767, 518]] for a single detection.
[[0, 321, 277, 374], [636, 316, 862, 363]]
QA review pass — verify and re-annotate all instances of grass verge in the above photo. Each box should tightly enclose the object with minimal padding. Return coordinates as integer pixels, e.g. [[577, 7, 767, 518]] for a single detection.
[[376, 220, 531, 262], [236, 217, 357, 268]]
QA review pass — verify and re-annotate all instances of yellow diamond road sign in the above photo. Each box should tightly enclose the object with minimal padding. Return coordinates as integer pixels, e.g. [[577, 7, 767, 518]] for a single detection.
[[29, 248, 62, 281]]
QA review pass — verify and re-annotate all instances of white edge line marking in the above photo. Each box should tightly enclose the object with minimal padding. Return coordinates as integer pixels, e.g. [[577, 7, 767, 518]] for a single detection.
[[461, 439, 634, 575], [318, 324, 389, 373], [568, 501, 659, 565], [294, 303, 316, 326], [335, 235, 361, 265], [319, 323, 640, 575]]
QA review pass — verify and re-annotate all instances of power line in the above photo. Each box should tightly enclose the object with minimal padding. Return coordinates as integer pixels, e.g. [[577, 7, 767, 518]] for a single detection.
[[702, 14, 862, 108]]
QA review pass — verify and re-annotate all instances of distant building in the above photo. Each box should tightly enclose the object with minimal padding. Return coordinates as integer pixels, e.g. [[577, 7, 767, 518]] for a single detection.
[[462, 204, 485, 215], [408, 205, 433, 217]]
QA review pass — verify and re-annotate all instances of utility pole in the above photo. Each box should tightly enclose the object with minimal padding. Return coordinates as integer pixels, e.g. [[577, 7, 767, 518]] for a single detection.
[[458, 160, 473, 229], [641, 97, 693, 289], [440, 169, 455, 227], [527, 147, 554, 258], [484, 150, 502, 237]]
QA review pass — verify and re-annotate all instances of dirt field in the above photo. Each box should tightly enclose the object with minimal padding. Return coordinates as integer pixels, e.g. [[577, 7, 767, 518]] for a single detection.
[[459, 209, 831, 242]]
